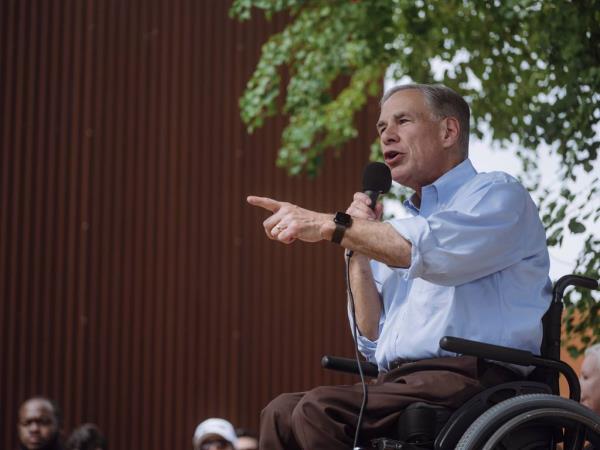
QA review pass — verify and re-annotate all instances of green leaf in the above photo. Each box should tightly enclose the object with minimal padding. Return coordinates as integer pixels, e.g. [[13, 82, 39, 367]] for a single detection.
[[568, 218, 586, 234]]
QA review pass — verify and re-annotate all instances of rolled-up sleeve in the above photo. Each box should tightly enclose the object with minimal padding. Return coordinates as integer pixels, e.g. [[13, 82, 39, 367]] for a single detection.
[[388, 180, 537, 286]]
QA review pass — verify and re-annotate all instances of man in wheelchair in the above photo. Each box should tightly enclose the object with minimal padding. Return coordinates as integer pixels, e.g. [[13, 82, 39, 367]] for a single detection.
[[247, 84, 600, 449]]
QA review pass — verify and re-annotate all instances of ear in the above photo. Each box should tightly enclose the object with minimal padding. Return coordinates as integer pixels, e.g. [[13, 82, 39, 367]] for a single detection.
[[440, 116, 460, 149]]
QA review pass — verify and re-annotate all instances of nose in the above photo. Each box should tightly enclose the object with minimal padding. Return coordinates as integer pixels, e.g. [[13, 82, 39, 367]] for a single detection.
[[381, 125, 399, 145]]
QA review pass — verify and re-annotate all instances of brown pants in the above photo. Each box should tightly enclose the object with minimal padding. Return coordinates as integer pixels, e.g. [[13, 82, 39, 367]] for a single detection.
[[259, 356, 522, 450]]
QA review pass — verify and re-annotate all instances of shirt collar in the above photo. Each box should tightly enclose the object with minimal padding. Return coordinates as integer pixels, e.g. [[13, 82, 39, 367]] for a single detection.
[[403, 159, 477, 215]]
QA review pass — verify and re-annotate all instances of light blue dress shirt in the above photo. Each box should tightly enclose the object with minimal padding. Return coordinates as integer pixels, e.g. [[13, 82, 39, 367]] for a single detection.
[[350, 159, 552, 372]]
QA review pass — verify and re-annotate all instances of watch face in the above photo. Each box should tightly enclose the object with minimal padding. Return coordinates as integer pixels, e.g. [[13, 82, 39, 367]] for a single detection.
[[334, 212, 352, 226]]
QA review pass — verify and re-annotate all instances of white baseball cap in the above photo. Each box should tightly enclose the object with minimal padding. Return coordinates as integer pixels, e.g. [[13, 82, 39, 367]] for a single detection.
[[193, 418, 238, 448]]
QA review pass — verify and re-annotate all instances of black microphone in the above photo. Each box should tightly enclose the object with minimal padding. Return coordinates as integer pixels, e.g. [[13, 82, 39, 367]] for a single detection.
[[362, 162, 392, 210]]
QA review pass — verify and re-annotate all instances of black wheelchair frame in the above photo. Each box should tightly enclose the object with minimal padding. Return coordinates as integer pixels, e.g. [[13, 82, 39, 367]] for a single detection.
[[322, 274, 600, 449]]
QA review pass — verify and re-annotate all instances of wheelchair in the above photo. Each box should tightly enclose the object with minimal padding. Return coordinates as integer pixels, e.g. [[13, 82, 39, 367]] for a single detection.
[[322, 274, 600, 449]]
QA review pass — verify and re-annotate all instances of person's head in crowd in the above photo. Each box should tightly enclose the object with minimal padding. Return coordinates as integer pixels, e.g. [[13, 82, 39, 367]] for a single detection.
[[580, 342, 600, 414], [235, 429, 258, 450], [17, 397, 63, 450], [192, 418, 238, 450], [65, 423, 107, 450]]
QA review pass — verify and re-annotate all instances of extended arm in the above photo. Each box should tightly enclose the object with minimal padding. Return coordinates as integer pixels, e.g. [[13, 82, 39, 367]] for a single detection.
[[246, 195, 412, 268]]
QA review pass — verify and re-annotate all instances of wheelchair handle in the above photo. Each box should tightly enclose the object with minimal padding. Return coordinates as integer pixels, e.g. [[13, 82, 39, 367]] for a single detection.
[[552, 275, 598, 303]]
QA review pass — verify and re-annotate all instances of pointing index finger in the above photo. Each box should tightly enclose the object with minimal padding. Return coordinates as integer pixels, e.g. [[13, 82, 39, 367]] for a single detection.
[[247, 195, 282, 213]]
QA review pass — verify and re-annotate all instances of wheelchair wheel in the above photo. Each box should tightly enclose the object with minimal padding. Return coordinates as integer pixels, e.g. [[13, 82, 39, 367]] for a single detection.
[[455, 394, 600, 450], [481, 408, 600, 449]]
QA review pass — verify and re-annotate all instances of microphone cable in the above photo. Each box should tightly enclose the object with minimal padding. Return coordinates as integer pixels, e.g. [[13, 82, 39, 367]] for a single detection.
[[345, 161, 390, 448], [345, 249, 369, 449]]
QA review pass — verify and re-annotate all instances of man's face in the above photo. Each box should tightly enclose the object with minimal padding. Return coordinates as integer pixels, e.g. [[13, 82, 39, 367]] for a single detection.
[[580, 354, 600, 414], [17, 399, 59, 450], [377, 89, 448, 191]]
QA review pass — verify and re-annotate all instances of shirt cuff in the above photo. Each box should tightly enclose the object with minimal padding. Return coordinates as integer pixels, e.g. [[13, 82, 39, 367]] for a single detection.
[[387, 215, 434, 279], [356, 334, 378, 362]]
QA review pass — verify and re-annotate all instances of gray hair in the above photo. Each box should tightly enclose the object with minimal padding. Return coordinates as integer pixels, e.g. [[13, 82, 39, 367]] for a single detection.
[[585, 342, 600, 369], [380, 83, 470, 157]]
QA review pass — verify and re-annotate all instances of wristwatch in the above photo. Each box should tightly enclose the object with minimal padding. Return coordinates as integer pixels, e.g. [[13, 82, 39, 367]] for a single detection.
[[332, 212, 352, 244]]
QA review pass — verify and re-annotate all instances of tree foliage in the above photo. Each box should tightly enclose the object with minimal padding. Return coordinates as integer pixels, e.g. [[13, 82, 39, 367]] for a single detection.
[[231, 0, 600, 355]]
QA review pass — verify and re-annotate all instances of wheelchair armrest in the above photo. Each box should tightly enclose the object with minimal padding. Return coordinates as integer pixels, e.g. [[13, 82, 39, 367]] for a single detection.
[[440, 336, 535, 366], [440, 336, 581, 401], [321, 355, 379, 378]]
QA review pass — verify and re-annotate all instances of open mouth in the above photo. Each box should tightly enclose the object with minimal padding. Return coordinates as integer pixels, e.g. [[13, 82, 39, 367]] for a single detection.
[[384, 150, 403, 164]]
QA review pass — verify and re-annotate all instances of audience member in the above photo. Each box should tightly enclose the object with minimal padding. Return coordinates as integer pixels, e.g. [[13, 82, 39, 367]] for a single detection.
[[235, 428, 258, 450], [193, 418, 238, 450], [65, 423, 107, 450], [581, 342, 600, 415], [17, 397, 64, 450]]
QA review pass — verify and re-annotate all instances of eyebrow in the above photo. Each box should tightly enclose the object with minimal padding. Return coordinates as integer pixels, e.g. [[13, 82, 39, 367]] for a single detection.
[[376, 112, 411, 130]]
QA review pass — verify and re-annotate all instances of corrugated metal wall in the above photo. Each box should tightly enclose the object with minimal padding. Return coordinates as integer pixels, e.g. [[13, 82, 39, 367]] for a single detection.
[[0, 1, 379, 448]]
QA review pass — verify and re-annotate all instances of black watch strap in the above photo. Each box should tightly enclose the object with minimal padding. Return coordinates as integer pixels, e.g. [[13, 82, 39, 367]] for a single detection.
[[332, 212, 352, 244], [332, 223, 346, 244]]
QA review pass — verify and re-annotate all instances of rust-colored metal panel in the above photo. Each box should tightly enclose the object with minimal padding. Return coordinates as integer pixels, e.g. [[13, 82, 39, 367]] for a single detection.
[[0, 1, 379, 448]]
